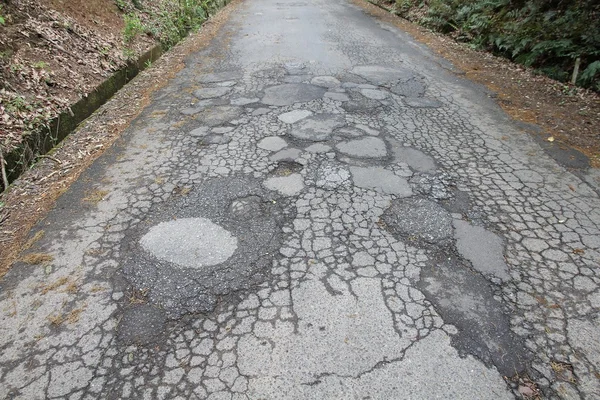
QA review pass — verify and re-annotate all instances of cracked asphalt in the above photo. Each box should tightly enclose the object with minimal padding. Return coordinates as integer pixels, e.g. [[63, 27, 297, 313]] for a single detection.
[[2, 0, 600, 398]]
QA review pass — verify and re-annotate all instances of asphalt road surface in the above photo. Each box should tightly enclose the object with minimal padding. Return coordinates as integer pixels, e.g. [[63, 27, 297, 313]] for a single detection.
[[2, 0, 600, 398]]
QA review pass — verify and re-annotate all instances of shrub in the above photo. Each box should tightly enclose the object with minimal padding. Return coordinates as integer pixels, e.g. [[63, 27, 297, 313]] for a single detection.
[[395, 0, 600, 91], [123, 13, 145, 43]]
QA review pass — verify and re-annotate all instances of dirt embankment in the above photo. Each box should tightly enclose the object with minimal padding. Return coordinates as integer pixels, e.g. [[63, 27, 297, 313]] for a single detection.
[[0, 0, 240, 277], [0, 0, 158, 155]]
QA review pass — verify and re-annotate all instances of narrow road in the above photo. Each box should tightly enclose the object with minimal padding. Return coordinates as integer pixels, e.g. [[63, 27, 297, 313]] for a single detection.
[[2, 0, 599, 398]]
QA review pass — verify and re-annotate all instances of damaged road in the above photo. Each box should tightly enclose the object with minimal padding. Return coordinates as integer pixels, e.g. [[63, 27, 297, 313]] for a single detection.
[[1, 0, 600, 398]]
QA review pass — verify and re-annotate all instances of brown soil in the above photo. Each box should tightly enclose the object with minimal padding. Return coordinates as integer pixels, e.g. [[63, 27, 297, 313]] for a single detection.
[[43, 0, 124, 36], [354, 0, 600, 167], [0, 0, 154, 152], [0, 0, 243, 277]]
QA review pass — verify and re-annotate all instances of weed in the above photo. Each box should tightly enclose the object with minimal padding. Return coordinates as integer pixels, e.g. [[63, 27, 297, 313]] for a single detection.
[[6, 96, 29, 114], [48, 313, 64, 326], [48, 304, 86, 326], [90, 285, 107, 293], [33, 61, 48, 69], [40, 276, 69, 294], [150, 0, 212, 49], [23, 230, 45, 250], [395, 0, 600, 91], [129, 288, 149, 304], [85, 248, 103, 256], [123, 13, 145, 43], [65, 281, 79, 294], [122, 47, 136, 60], [114, 0, 127, 11], [83, 189, 109, 203]]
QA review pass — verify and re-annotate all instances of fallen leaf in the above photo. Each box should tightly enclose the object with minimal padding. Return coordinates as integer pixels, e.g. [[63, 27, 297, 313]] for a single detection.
[[547, 136, 555, 142]]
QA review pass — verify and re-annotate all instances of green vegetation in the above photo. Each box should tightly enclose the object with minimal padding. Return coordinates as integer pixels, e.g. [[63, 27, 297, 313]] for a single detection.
[[123, 13, 145, 43], [149, 0, 216, 49], [33, 61, 49, 69], [394, 0, 600, 91], [120, 0, 225, 48], [114, 0, 127, 11], [122, 47, 136, 60]]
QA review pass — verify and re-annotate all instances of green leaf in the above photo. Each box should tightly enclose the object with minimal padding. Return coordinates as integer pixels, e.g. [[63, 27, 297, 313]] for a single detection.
[[578, 61, 600, 84]]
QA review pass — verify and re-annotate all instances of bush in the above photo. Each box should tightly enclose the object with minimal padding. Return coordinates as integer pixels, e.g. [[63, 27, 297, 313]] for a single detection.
[[395, 0, 600, 91], [142, 0, 219, 49], [123, 13, 145, 43]]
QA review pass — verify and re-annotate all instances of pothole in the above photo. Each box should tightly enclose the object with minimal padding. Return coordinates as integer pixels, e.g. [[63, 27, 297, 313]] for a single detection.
[[120, 176, 295, 318], [381, 197, 453, 246]]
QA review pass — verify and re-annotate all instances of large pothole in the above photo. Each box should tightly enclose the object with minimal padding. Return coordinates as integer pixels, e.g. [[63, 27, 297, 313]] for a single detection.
[[119, 176, 295, 319]]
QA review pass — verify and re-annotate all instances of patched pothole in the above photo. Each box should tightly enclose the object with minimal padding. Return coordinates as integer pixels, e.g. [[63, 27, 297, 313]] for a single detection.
[[140, 217, 238, 269], [120, 176, 295, 318]]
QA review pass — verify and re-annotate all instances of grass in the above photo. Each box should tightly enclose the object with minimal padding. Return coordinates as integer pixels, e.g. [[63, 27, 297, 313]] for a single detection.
[[33, 61, 49, 69], [83, 189, 109, 203], [22, 230, 45, 250], [40, 276, 80, 294], [20, 252, 54, 265], [40, 276, 69, 294], [129, 287, 149, 304], [123, 13, 145, 43], [48, 304, 87, 326]]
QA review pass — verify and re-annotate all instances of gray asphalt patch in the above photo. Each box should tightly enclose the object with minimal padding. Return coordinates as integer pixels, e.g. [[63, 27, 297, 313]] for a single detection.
[[403, 97, 443, 108], [197, 70, 243, 83], [382, 197, 453, 245], [351, 65, 415, 86], [391, 144, 437, 172], [324, 92, 350, 102], [269, 148, 303, 162], [418, 252, 529, 376], [310, 76, 341, 88], [263, 173, 305, 196], [278, 109, 313, 124], [261, 83, 326, 106], [360, 88, 388, 100], [257, 136, 288, 151], [290, 113, 346, 142], [453, 220, 510, 281], [117, 304, 167, 346], [194, 87, 232, 99], [336, 136, 388, 158], [140, 217, 238, 269], [350, 166, 412, 196], [202, 134, 231, 145], [196, 105, 243, 126], [391, 78, 426, 97]]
